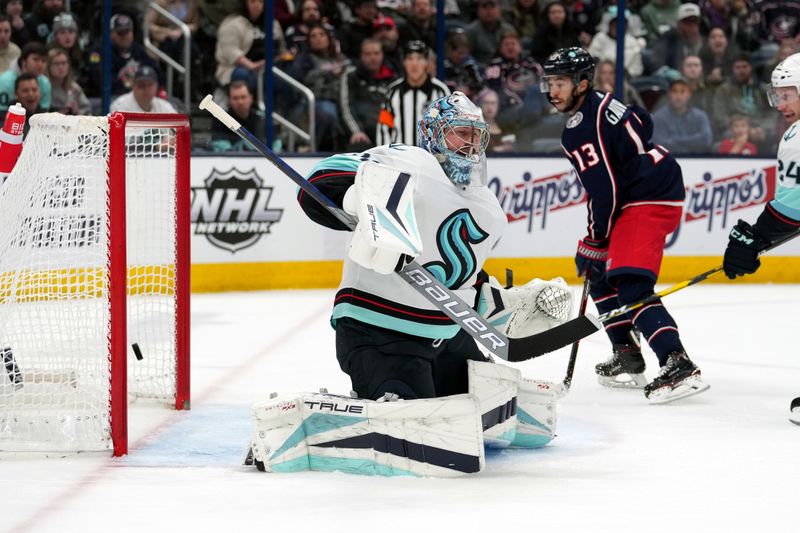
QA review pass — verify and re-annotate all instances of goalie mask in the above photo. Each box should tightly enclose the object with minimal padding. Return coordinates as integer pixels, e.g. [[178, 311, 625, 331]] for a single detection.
[[418, 92, 490, 187], [767, 52, 800, 108]]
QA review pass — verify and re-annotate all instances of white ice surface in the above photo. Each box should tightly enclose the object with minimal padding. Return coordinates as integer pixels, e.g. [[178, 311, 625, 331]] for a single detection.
[[2, 285, 799, 533]]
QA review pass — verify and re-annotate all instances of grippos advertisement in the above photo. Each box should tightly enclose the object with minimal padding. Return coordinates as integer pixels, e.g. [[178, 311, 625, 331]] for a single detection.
[[189, 156, 800, 264]]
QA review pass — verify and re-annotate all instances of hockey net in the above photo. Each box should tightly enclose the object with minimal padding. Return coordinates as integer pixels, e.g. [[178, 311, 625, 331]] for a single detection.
[[0, 112, 190, 456]]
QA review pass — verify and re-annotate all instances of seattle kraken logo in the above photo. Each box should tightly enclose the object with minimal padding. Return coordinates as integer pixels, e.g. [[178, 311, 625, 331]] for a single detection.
[[424, 209, 489, 289]]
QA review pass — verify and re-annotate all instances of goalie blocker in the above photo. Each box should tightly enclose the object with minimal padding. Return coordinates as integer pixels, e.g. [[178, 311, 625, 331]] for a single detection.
[[245, 361, 559, 477]]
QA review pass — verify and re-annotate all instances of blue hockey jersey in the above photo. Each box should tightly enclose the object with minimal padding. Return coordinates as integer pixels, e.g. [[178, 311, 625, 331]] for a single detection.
[[561, 91, 686, 240]]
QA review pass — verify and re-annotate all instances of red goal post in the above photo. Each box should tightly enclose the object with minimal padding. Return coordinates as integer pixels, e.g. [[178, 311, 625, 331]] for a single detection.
[[0, 112, 191, 457]]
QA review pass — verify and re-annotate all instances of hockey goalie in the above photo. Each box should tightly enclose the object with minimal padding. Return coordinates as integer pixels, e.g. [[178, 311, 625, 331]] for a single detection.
[[243, 93, 575, 476]]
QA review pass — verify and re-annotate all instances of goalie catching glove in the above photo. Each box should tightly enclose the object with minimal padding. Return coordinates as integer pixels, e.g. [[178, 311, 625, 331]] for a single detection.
[[477, 275, 574, 338], [343, 160, 423, 274]]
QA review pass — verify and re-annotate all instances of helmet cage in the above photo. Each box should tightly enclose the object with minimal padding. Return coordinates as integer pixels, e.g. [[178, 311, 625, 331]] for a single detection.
[[418, 92, 490, 187]]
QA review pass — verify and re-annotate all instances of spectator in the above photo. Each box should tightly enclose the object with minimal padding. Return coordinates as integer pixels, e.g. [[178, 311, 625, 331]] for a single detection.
[[561, 0, 597, 46], [373, 14, 402, 74], [4, 0, 29, 47], [594, 59, 644, 107], [376, 40, 450, 145], [587, 6, 644, 78], [339, 0, 378, 60], [760, 38, 799, 84], [699, 26, 738, 88], [709, 54, 772, 149], [214, 0, 287, 91], [718, 113, 757, 155], [46, 47, 90, 115], [756, 1, 800, 44], [680, 54, 711, 112], [289, 22, 349, 151], [87, 14, 161, 97], [285, 0, 334, 56], [483, 30, 541, 132], [443, 29, 483, 99], [340, 37, 398, 150], [529, 1, 582, 64], [23, 0, 69, 44], [110, 65, 177, 113], [210, 79, 265, 151], [639, 0, 680, 45], [729, 0, 760, 53], [475, 87, 513, 152], [48, 13, 84, 86], [507, 0, 539, 49], [399, 0, 436, 50], [146, 0, 206, 99], [0, 14, 20, 72], [700, 0, 730, 35], [465, 0, 517, 67], [649, 3, 704, 70], [0, 41, 50, 111], [6, 72, 43, 132], [652, 77, 713, 154]]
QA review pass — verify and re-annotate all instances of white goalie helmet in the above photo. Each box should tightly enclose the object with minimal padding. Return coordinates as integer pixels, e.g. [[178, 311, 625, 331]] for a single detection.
[[418, 91, 490, 187], [767, 52, 800, 107]]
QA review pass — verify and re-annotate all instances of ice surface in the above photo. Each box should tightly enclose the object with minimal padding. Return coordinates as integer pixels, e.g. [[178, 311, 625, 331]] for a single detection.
[[3, 285, 799, 532]]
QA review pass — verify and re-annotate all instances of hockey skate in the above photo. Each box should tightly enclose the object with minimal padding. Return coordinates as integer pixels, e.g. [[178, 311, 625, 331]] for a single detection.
[[790, 397, 800, 426], [595, 343, 647, 389], [644, 351, 709, 404]]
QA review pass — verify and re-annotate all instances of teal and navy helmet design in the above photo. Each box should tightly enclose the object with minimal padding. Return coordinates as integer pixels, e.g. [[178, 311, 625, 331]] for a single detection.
[[417, 91, 490, 187]]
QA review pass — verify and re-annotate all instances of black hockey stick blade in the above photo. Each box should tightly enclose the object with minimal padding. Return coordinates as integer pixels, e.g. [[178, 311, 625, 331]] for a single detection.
[[507, 313, 602, 362]]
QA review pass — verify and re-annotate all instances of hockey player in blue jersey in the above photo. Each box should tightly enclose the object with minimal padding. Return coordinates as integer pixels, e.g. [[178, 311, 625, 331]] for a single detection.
[[541, 47, 709, 404], [723, 53, 800, 425]]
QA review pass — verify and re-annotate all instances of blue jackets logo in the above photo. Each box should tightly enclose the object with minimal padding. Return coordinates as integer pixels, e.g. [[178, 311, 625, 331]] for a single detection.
[[191, 167, 284, 253]]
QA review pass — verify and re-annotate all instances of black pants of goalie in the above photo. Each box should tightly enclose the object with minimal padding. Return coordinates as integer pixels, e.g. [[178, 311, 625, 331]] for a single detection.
[[335, 317, 488, 400]]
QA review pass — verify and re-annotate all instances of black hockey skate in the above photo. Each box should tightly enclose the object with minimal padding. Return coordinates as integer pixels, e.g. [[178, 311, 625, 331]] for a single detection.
[[595, 343, 647, 389], [644, 351, 709, 404], [790, 397, 800, 426]]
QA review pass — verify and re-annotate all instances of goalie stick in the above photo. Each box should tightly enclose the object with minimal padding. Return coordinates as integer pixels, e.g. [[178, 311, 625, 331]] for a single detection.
[[199, 95, 600, 361], [557, 227, 800, 337]]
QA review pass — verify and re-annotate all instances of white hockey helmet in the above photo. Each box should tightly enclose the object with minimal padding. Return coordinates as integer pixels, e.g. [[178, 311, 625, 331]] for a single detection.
[[767, 52, 800, 107], [418, 91, 490, 187]]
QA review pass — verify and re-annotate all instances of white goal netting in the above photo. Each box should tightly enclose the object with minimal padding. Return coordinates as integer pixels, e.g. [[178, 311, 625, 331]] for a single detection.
[[0, 113, 186, 453]]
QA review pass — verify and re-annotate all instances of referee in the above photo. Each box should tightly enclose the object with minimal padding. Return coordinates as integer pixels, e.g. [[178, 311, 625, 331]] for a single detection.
[[376, 40, 450, 146]]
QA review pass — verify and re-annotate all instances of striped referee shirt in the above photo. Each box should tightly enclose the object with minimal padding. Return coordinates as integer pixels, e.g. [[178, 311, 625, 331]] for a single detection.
[[375, 75, 450, 146]]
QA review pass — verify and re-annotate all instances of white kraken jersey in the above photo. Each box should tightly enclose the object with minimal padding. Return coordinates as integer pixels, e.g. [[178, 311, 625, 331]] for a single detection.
[[774, 122, 800, 220], [329, 144, 507, 339]]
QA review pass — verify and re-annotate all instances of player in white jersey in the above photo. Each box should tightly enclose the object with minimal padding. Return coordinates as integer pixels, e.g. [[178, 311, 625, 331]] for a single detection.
[[722, 52, 800, 425], [297, 92, 509, 400]]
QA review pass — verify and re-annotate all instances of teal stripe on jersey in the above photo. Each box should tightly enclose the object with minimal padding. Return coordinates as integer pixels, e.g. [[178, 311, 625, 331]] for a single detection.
[[331, 303, 460, 339], [308, 153, 362, 176], [772, 196, 800, 221]]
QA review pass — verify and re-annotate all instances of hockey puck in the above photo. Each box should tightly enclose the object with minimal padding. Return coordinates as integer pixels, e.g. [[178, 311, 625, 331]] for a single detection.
[[132, 343, 144, 361]]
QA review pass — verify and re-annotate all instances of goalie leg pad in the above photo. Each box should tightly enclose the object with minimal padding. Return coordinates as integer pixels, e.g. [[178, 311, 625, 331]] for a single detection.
[[248, 392, 485, 477], [510, 378, 558, 448], [468, 359, 521, 448]]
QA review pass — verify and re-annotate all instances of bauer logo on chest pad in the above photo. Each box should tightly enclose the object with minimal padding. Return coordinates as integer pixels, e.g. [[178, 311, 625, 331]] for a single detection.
[[566, 112, 583, 128]]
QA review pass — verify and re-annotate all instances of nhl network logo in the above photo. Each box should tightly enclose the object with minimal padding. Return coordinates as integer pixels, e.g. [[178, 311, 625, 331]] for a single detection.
[[191, 167, 284, 253]]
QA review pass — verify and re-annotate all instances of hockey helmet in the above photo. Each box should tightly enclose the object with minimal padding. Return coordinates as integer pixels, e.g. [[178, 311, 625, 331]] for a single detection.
[[418, 91, 490, 187], [767, 52, 800, 107], [540, 47, 595, 92]]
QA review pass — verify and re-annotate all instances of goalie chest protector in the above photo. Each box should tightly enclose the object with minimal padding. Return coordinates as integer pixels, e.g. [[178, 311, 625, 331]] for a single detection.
[[333, 144, 508, 340]]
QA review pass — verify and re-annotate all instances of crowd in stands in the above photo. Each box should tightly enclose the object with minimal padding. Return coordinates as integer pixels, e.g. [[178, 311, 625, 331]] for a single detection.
[[0, 0, 798, 156]]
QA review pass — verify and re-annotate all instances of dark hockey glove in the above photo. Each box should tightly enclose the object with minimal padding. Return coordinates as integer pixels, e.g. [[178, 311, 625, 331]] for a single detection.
[[723, 220, 766, 279], [575, 237, 608, 278]]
